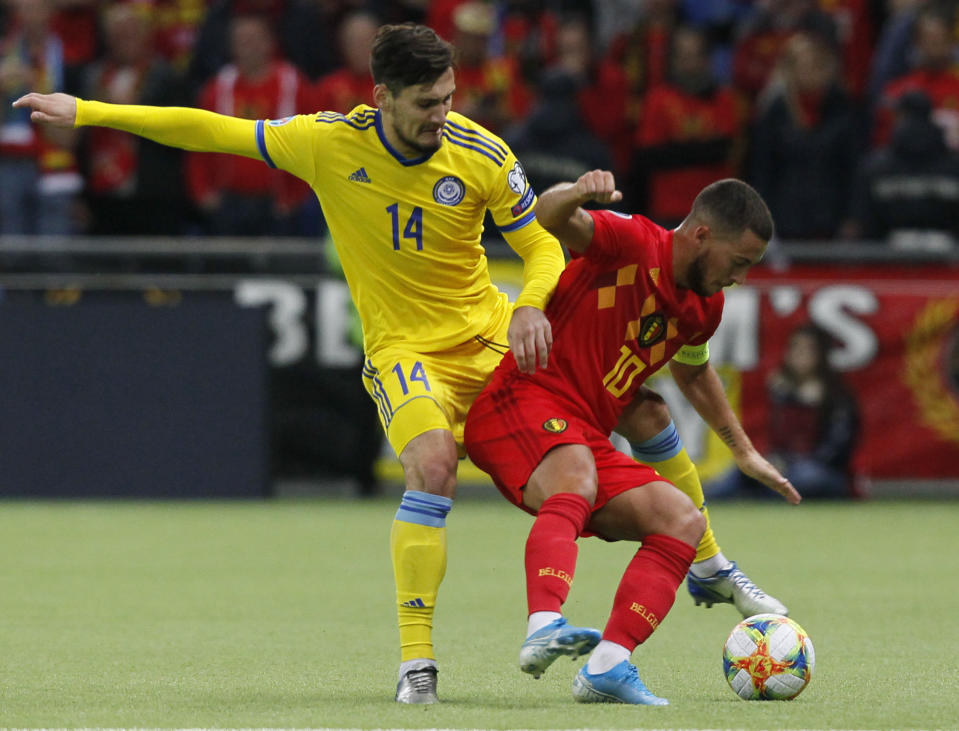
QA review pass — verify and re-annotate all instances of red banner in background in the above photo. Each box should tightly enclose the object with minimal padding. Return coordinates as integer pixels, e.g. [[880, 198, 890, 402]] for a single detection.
[[718, 264, 959, 480]]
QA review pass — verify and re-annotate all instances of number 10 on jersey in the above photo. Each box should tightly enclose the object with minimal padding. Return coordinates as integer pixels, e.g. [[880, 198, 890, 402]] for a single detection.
[[387, 203, 424, 251]]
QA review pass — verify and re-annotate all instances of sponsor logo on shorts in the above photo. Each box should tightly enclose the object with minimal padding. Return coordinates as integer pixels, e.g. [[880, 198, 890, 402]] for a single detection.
[[543, 418, 568, 433], [638, 313, 667, 347]]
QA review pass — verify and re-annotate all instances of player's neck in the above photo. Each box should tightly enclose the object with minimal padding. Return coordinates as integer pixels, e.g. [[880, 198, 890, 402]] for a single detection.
[[671, 227, 694, 289]]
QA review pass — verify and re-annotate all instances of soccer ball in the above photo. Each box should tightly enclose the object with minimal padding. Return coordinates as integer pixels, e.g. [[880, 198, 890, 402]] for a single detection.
[[722, 614, 815, 700]]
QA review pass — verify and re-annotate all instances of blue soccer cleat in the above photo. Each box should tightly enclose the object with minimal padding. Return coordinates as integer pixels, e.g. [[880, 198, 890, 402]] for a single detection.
[[687, 561, 788, 617], [572, 660, 669, 705], [519, 618, 601, 679]]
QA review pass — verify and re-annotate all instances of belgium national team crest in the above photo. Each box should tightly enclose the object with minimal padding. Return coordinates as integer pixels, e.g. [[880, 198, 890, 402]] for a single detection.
[[637, 313, 667, 348], [543, 418, 568, 433]]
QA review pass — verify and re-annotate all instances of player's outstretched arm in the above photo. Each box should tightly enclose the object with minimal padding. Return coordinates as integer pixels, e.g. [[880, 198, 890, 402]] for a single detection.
[[14, 92, 260, 159], [669, 360, 802, 505], [535, 170, 622, 254]]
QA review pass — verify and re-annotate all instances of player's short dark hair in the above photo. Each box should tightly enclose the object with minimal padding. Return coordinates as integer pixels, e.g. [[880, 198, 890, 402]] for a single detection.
[[690, 178, 774, 242], [370, 23, 454, 93]]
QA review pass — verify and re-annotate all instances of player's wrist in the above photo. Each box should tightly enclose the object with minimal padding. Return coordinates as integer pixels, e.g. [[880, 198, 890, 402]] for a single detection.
[[74, 97, 101, 128]]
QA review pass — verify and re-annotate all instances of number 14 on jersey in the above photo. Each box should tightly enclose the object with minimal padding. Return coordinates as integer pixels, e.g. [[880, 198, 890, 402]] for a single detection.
[[386, 203, 424, 251]]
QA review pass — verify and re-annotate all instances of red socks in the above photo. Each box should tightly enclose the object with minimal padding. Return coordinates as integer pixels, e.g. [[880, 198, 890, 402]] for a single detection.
[[603, 533, 696, 650], [525, 497, 695, 651], [524, 493, 592, 614]]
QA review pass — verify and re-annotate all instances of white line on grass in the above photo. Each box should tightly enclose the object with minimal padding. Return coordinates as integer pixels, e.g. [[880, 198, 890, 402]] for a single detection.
[[2, 727, 938, 731]]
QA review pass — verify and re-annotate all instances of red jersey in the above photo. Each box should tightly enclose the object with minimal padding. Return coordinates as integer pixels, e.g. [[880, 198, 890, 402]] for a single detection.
[[497, 209, 724, 435], [637, 84, 741, 223]]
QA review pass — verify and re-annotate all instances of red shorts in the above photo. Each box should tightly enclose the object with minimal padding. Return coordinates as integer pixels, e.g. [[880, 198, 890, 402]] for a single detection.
[[465, 371, 663, 517]]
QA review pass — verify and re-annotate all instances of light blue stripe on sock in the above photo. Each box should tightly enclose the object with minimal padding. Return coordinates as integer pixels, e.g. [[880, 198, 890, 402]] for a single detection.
[[394, 490, 453, 527], [630, 422, 683, 462]]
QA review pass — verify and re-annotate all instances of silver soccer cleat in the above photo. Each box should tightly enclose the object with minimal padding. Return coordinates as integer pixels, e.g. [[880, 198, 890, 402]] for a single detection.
[[395, 666, 438, 704], [686, 561, 789, 617]]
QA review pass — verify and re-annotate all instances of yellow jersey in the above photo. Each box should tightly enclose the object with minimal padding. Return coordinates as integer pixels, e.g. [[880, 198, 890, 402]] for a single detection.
[[74, 100, 565, 355], [261, 105, 560, 353]]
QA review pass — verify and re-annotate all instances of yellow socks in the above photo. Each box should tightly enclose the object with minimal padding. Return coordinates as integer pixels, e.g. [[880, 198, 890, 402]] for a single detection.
[[629, 423, 721, 563], [391, 491, 453, 662]]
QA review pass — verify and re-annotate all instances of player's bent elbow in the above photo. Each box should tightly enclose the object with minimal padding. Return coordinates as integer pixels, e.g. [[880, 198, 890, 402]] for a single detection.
[[547, 222, 590, 254]]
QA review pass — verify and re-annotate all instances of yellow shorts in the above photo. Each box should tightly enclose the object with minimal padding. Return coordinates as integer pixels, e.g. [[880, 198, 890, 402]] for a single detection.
[[362, 323, 510, 458]]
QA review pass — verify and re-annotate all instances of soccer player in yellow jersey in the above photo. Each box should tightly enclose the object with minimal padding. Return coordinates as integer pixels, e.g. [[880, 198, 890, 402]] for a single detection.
[[15, 24, 565, 704], [14, 23, 788, 704]]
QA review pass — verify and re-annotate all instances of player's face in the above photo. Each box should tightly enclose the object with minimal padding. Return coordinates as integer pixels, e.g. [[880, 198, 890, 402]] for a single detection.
[[687, 229, 767, 297], [376, 67, 455, 158]]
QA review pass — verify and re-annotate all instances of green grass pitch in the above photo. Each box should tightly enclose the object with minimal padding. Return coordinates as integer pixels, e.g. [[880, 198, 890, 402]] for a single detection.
[[0, 495, 956, 730]]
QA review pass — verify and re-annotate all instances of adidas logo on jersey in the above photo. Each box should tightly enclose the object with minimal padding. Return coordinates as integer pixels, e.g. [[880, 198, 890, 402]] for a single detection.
[[348, 167, 371, 183]]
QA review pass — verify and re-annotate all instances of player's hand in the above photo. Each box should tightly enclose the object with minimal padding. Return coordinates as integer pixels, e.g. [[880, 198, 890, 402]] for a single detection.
[[735, 450, 802, 505], [575, 169, 622, 206], [508, 305, 552, 374], [11, 92, 77, 127]]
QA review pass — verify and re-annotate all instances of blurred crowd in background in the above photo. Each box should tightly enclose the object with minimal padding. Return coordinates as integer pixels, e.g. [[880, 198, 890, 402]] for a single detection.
[[2, 0, 959, 249]]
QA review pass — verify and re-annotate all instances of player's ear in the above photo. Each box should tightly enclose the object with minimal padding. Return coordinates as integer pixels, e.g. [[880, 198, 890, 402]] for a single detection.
[[694, 224, 711, 249], [373, 83, 392, 111]]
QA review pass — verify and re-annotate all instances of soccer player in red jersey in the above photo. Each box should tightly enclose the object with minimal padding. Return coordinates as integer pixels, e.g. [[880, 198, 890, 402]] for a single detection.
[[465, 170, 801, 705]]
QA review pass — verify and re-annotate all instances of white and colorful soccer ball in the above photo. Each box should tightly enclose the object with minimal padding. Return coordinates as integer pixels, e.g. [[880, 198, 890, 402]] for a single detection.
[[722, 614, 815, 700]]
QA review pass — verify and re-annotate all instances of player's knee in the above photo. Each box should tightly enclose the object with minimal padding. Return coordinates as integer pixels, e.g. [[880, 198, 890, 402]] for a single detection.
[[525, 448, 598, 510], [617, 387, 672, 441], [646, 485, 704, 545], [672, 494, 706, 546], [399, 430, 459, 497], [558, 471, 598, 506], [403, 454, 458, 497]]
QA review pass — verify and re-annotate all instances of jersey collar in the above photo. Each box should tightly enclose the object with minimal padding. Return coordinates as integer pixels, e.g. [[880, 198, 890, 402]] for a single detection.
[[374, 110, 441, 166]]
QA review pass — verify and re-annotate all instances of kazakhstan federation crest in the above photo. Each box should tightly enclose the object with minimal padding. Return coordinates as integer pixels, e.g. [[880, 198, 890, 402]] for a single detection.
[[433, 176, 466, 206]]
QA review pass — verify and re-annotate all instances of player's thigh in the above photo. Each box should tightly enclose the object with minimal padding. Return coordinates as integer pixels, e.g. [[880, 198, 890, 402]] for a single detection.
[[363, 344, 500, 457], [432, 336, 509, 448], [586, 457, 704, 544], [362, 351, 455, 458], [589, 482, 703, 544], [465, 375, 602, 508], [524, 443, 598, 512]]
